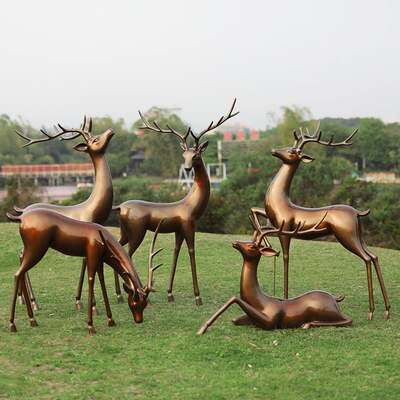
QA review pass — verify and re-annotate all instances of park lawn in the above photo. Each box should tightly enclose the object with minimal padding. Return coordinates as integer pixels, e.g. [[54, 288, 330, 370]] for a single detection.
[[0, 222, 399, 400]]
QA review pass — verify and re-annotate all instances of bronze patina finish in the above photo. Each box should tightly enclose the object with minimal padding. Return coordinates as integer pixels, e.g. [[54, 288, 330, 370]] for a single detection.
[[113, 100, 239, 305], [198, 216, 352, 335], [14, 116, 118, 309], [251, 123, 390, 320], [7, 210, 163, 335]]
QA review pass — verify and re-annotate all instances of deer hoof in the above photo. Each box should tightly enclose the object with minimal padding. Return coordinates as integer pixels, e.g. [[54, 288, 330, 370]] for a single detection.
[[384, 310, 390, 320], [30, 318, 38, 327], [367, 312, 374, 321], [75, 300, 82, 311], [197, 325, 207, 335], [108, 319, 116, 327], [9, 323, 17, 333], [18, 295, 25, 305], [167, 293, 175, 303], [31, 301, 40, 311], [195, 296, 203, 306], [88, 326, 96, 336], [301, 323, 311, 329], [116, 294, 124, 304]]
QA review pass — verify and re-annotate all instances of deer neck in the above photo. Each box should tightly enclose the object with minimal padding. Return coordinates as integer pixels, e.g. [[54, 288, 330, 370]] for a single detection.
[[183, 158, 210, 219], [240, 255, 270, 304], [266, 162, 299, 213], [84, 152, 113, 223]]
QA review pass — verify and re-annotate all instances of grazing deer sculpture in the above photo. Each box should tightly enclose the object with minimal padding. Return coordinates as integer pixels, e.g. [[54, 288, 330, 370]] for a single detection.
[[6, 209, 163, 335], [113, 100, 239, 305], [251, 122, 390, 320], [14, 116, 118, 310], [197, 214, 352, 335]]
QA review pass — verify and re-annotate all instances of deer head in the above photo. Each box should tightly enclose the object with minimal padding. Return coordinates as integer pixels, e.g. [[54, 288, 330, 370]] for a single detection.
[[271, 121, 358, 165], [121, 220, 163, 323], [16, 116, 115, 157], [233, 213, 328, 262], [139, 99, 239, 172]]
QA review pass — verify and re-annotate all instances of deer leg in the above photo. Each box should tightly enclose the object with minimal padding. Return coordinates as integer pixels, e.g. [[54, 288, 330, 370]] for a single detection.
[[361, 242, 391, 320], [302, 317, 352, 329], [232, 314, 253, 326], [75, 258, 86, 310], [21, 274, 38, 327], [87, 268, 96, 336], [10, 271, 24, 332], [279, 235, 291, 299], [184, 228, 202, 306], [113, 271, 124, 304], [197, 296, 275, 335], [98, 263, 115, 327], [167, 231, 184, 303], [25, 273, 39, 310]]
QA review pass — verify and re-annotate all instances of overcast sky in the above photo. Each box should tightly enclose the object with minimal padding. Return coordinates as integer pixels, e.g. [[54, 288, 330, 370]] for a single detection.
[[0, 0, 399, 131]]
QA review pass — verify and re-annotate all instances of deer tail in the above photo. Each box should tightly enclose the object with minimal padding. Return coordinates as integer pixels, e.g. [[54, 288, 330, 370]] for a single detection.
[[13, 206, 24, 214], [335, 295, 345, 303], [357, 209, 370, 217], [6, 212, 21, 223]]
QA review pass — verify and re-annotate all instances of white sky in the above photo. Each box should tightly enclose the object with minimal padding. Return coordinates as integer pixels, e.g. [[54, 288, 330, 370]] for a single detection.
[[0, 0, 399, 130]]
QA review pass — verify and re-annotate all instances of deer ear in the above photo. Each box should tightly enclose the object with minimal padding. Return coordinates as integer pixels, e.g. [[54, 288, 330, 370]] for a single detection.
[[73, 143, 89, 153], [300, 154, 314, 163], [198, 141, 209, 152], [259, 247, 279, 257]]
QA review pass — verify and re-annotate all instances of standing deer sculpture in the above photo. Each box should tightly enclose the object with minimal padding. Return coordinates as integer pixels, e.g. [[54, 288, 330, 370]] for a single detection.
[[251, 123, 390, 320], [6, 209, 163, 335], [113, 100, 239, 305], [14, 116, 119, 310], [198, 214, 352, 335]]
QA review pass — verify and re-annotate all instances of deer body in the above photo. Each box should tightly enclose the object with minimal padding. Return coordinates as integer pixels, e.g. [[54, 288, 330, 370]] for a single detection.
[[197, 221, 352, 335], [252, 125, 390, 320], [114, 100, 238, 305], [7, 209, 162, 335]]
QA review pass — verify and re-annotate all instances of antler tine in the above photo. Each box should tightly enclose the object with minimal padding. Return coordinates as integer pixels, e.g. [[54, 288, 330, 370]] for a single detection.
[[192, 98, 239, 144], [146, 219, 164, 293], [15, 125, 79, 148], [139, 110, 190, 148]]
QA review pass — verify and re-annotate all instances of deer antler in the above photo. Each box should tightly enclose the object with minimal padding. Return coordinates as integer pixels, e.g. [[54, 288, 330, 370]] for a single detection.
[[293, 121, 358, 150], [15, 115, 93, 147], [138, 111, 192, 149], [191, 98, 239, 147], [248, 214, 273, 247], [256, 212, 328, 246], [145, 219, 164, 295]]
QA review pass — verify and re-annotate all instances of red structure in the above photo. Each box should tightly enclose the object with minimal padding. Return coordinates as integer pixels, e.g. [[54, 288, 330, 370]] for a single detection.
[[236, 130, 245, 141], [223, 131, 232, 141], [1, 163, 93, 178], [250, 129, 260, 141]]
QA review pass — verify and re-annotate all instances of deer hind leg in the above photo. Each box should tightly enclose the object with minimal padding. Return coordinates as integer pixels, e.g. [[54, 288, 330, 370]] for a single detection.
[[279, 235, 291, 299], [361, 238, 391, 320], [332, 225, 375, 320], [10, 248, 45, 332], [167, 231, 184, 303], [86, 249, 101, 336], [25, 273, 39, 311], [302, 317, 352, 329], [232, 314, 253, 326], [183, 226, 202, 306], [75, 258, 86, 310]]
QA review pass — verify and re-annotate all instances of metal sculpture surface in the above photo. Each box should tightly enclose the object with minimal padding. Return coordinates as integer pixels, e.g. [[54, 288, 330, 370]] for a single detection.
[[14, 116, 117, 309], [251, 123, 390, 320], [113, 100, 239, 305], [197, 216, 352, 335], [7, 210, 163, 335]]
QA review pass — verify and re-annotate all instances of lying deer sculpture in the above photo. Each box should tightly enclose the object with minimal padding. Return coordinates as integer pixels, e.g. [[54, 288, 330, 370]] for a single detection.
[[14, 116, 117, 310], [113, 100, 239, 305], [197, 215, 352, 335], [251, 122, 390, 320], [7, 209, 163, 335]]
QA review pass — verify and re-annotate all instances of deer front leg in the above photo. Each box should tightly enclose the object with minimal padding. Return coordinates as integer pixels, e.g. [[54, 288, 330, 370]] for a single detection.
[[279, 235, 291, 299], [114, 271, 124, 303], [167, 231, 184, 303], [184, 225, 202, 306], [25, 273, 39, 311], [21, 274, 38, 327], [197, 296, 275, 335], [98, 263, 116, 327]]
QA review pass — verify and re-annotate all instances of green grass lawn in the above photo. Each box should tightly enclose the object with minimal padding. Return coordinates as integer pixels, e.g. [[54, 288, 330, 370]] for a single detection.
[[0, 223, 399, 399]]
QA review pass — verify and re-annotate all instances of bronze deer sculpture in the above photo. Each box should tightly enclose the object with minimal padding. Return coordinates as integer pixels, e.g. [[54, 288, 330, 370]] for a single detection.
[[198, 215, 352, 335], [7, 209, 163, 335], [14, 116, 118, 310], [113, 100, 239, 305], [251, 123, 390, 320]]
